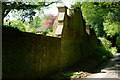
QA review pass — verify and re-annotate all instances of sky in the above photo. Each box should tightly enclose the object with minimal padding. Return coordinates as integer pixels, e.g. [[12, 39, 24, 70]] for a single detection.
[[43, 3, 58, 16], [4, 0, 77, 21]]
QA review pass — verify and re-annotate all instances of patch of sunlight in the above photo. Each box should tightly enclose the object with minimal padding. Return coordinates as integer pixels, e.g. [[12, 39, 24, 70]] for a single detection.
[[63, 71, 90, 78], [69, 71, 91, 78]]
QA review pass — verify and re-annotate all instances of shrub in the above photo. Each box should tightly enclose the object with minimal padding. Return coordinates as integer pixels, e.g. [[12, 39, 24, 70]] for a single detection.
[[95, 46, 112, 60], [61, 72, 74, 77], [98, 37, 112, 49], [108, 47, 117, 55], [96, 37, 117, 60], [5, 20, 26, 32]]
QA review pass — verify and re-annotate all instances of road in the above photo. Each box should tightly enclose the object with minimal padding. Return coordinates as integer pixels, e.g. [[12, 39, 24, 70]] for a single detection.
[[82, 53, 120, 79]]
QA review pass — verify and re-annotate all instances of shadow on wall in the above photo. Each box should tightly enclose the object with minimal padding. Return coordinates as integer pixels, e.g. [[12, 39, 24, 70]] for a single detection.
[[3, 26, 61, 79], [2, 6, 98, 79], [60, 6, 98, 68]]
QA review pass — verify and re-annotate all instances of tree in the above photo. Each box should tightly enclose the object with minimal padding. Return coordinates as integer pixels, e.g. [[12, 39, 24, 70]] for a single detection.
[[81, 2, 107, 37], [29, 16, 42, 28], [5, 20, 26, 32], [81, 2, 120, 37], [103, 22, 120, 38], [71, 2, 120, 47], [2, 1, 59, 25], [41, 14, 56, 28]]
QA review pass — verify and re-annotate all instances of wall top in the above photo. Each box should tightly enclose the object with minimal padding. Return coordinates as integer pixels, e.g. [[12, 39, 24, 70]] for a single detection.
[[57, 6, 68, 12]]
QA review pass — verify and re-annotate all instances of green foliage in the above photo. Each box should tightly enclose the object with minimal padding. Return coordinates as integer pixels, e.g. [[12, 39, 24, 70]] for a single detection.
[[98, 37, 112, 49], [109, 47, 117, 55], [103, 22, 120, 37], [2, 1, 59, 26], [103, 6, 120, 38], [71, 2, 81, 9], [81, 2, 105, 37], [38, 31, 48, 35], [29, 16, 42, 28], [2, 2, 57, 19], [97, 37, 117, 57], [36, 29, 53, 36], [61, 72, 74, 77], [95, 46, 112, 60], [81, 2, 120, 37], [5, 20, 26, 32], [4, 14, 54, 36]]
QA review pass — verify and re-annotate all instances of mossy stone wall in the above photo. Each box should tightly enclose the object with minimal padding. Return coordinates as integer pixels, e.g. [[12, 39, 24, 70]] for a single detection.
[[61, 8, 98, 69], [2, 7, 98, 79], [3, 27, 61, 79]]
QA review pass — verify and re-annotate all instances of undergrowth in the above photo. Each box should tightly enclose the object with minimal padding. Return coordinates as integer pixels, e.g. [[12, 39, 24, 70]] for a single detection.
[[96, 37, 117, 60]]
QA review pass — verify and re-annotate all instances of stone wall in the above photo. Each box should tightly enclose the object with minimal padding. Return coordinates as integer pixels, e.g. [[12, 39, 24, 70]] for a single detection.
[[2, 6, 98, 79], [3, 27, 61, 79], [60, 7, 98, 69]]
